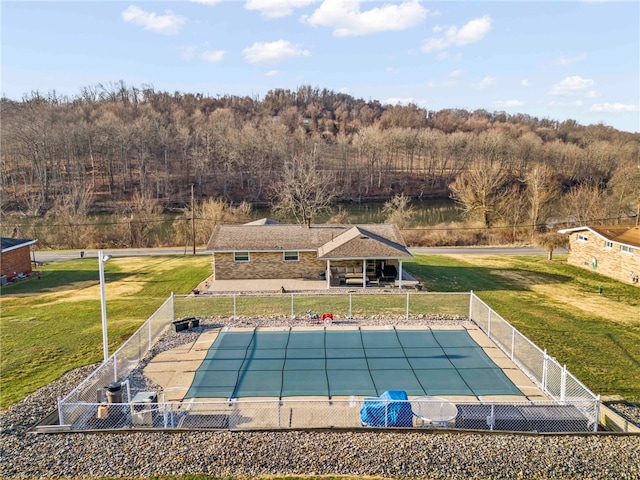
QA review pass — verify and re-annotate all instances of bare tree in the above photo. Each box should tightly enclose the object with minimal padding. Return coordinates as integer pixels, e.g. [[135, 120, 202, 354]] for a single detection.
[[173, 198, 252, 248], [271, 150, 338, 224], [449, 161, 511, 228], [525, 164, 559, 239], [534, 232, 568, 260], [383, 193, 416, 229], [497, 184, 528, 241]]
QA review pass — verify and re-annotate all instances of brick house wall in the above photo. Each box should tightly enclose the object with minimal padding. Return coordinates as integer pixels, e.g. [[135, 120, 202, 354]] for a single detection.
[[214, 251, 326, 280], [1, 246, 33, 280], [566, 233, 640, 286]]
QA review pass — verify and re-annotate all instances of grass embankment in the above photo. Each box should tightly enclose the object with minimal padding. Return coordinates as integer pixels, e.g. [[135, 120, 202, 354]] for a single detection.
[[0, 254, 211, 408], [407, 254, 640, 402], [1, 253, 638, 408]]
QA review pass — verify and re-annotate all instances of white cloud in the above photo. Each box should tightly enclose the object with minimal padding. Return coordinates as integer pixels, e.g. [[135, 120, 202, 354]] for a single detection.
[[265, 70, 281, 77], [305, 0, 429, 37], [472, 76, 497, 90], [555, 53, 587, 66], [121, 5, 185, 35], [589, 102, 638, 113], [200, 50, 226, 63], [521, 79, 530, 87], [243, 40, 310, 64], [422, 14, 491, 53], [386, 67, 400, 74], [448, 69, 465, 78], [189, 0, 222, 5], [549, 76, 596, 96], [246, 0, 316, 18], [491, 100, 525, 108]]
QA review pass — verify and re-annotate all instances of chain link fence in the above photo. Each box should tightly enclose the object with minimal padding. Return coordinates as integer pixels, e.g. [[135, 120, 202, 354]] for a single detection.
[[58, 398, 596, 433], [56, 291, 600, 433], [174, 291, 471, 320], [469, 292, 599, 430]]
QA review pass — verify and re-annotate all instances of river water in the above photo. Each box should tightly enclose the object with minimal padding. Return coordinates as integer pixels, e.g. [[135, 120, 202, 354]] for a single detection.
[[252, 198, 461, 225]]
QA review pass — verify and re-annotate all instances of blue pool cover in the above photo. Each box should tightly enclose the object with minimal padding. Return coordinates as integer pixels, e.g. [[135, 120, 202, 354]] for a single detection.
[[185, 328, 523, 399]]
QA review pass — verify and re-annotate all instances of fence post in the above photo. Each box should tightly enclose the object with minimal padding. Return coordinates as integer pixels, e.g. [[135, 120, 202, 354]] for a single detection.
[[291, 293, 294, 319], [233, 294, 237, 320], [487, 309, 492, 338], [385, 401, 388, 428], [349, 293, 352, 319], [594, 395, 600, 432], [468, 290, 474, 320], [57, 397, 65, 425], [510, 328, 515, 361], [114, 356, 118, 383], [488, 402, 495, 431], [542, 349, 548, 393], [406, 292, 410, 321], [170, 291, 175, 320], [561, 364, 567, 403]]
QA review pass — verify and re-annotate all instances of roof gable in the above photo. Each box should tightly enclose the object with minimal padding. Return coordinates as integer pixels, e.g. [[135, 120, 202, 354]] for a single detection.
[[1, 237, 37, 253], [559, 225, 640, 248], [317, 226, 412, 259]]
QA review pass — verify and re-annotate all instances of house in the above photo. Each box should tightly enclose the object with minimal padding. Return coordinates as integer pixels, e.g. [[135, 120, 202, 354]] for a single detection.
[[206, 220, 414, 289], [1, 237, 38, 285], [558, 225, 640, 286]]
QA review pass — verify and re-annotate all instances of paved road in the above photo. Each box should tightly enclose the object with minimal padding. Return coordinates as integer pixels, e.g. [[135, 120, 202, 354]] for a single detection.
[[32, 247, 208, 264], [32, 245, 563, 264], [410, 246, 566, 255]]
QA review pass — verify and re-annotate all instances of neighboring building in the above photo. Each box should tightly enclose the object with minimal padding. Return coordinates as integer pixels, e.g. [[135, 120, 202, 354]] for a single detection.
[[206, 220, 413, 288], [1, 237, 38, 284], [558, 225, 640, 286]]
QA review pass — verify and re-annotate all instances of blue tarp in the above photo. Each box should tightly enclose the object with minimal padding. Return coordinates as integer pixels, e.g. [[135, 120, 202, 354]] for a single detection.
[[360, 390, 413, 427]]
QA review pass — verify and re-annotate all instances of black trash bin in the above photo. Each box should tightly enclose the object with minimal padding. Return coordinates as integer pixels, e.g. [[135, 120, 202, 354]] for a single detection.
[[105, 382, 123, 403]]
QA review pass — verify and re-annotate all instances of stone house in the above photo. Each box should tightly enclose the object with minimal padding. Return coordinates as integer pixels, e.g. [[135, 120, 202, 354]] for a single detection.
[[206, 220, 413, 288], [558, 225, 640, 286], [1, 237, 37, 284]]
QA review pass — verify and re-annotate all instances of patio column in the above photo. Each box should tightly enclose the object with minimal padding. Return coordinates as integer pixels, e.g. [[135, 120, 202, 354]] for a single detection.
[[398, 260, 403, 289], [326, 260, 331, 289], [362, 259, 367, 289]]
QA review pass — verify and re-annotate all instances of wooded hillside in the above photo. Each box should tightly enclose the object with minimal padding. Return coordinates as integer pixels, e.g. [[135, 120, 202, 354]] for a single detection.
[[1, 83, 639, 236]]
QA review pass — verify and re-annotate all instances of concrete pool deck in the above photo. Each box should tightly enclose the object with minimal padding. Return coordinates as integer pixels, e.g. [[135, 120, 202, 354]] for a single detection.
[[144, 324, 545, 404]]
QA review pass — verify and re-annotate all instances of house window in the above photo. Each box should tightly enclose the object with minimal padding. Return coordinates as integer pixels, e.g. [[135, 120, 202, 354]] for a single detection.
[[234, 252, 249, 262], [283, 251, 299, 262], [604, 241, 613, 249], [621, 245, 635, 256], [577, 234, 588, 242]]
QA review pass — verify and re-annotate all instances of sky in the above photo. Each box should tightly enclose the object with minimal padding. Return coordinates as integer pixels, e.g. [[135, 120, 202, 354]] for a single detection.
[[2, 1, 639, 133]]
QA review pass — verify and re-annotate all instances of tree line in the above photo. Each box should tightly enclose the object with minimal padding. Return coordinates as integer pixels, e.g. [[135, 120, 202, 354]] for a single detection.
[[1, 82, 638, 248]]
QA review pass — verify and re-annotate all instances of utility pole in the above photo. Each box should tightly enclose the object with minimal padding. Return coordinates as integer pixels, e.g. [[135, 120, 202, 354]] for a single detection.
[[191, 184, 196, 254]]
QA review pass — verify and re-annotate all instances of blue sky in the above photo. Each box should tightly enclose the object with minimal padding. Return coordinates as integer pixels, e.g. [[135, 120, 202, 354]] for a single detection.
[[2, 1, 639, 132]]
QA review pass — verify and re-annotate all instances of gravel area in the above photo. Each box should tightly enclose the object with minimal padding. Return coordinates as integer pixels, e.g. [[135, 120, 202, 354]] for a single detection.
[[607, 402, 640, 429], [2, 315, 639, 479]]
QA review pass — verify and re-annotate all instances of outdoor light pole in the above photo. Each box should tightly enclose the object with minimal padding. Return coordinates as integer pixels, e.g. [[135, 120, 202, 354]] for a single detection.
[[98, 250, 112, 363]]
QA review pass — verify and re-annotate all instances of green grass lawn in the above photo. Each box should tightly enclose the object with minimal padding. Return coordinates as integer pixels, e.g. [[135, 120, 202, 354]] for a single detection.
[[1, 252, 639, 408], [0, 254, 211, 408], [407, 254, 640, 401]]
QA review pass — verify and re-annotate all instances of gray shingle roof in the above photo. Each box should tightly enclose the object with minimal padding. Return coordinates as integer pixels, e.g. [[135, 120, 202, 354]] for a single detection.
[[1, 237, 37, 253], [206, 223, 412, 259], [559, 225, 640, 249], [317, 226, 412, 259]]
